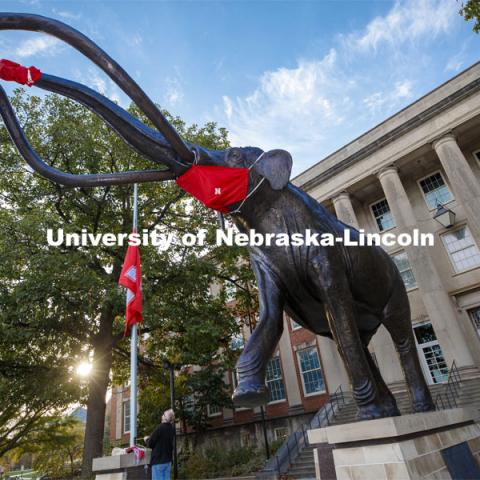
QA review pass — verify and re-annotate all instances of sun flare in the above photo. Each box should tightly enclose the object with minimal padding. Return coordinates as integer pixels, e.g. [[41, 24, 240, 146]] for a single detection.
[[76, 362, 93, 377]]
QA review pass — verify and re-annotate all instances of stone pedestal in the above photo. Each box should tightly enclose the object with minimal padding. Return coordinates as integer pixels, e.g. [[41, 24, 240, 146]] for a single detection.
[[92, 450, 151, 480], [308, 408, 480, 479]]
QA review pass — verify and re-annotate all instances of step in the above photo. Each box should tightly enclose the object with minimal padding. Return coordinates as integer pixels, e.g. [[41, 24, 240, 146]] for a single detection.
[[296, 452, 314, 458], [459, 391, 480, 396], [294, 456, 314, 464], [291, 463, 315, 471], [295, 455, 313, 460], [288, 471, 316, 478], [288, 467, 316, 475], [288, 472, 316, 478], [294, 457, 314, 465], [458, 393, 480, 399], [459, 394, 480, 401]]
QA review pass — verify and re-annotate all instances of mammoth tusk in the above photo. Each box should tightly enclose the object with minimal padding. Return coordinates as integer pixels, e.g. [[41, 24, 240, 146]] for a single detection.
[[37, 74, 183, 169], [0, 85, 177, 187], [0, 12, 194, 165]]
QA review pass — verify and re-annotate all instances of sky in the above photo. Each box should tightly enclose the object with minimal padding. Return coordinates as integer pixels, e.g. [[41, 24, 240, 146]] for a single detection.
[[1, 0, 479, 175]]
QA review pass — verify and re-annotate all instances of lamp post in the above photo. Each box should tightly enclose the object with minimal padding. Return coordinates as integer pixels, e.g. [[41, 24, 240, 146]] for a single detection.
[[260, 406, 270, 459], [433, 203, 456, 228], [162, 359, 182, 480]]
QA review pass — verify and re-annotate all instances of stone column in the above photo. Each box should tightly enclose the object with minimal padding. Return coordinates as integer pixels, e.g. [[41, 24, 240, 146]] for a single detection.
[[316, 336, 350, 393], [332, 192, 360, 229], [433, 134, 480, 245], [377, 166, 475, 370], [332, 191, 403, 385], [278, 315, 302, 407]]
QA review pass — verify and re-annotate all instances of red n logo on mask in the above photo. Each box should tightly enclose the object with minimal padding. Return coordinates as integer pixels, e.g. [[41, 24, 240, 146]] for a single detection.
[[176, 165, 249, 213]]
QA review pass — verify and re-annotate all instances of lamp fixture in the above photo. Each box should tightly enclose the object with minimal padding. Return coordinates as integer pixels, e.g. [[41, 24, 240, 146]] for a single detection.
[[433, 203, 456, 228]]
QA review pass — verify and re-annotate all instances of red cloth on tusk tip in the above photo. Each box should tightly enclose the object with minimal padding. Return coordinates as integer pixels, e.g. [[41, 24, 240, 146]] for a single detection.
[[0, 59, 42, 87]]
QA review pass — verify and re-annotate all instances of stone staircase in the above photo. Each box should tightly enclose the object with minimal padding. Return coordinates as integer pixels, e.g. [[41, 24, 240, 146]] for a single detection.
[[262, 377, 480, 479], [282, 445, 317, 479], [456, 376, 480, 415], [330, 382, 446, 426]]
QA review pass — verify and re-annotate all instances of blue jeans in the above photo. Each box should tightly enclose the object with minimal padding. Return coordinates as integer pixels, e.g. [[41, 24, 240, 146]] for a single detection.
[[152, 462, 171, 480]]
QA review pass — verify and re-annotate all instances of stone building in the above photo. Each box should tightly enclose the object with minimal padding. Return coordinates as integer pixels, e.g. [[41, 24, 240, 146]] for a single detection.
[[108, 61, 480, 450], [294, 61, 480, 394]]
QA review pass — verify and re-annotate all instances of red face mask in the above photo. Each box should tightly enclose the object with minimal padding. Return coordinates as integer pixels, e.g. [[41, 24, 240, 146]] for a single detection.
[[176, 160, 265, 214], [176, 165, 248, 213]]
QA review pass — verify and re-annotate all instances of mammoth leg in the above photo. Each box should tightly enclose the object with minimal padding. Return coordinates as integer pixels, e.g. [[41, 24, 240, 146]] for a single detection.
[[315, 258, 393, 420], [233, 260, 284, 408], [382, 278, 435, 412], [361, 337, 400, 416]]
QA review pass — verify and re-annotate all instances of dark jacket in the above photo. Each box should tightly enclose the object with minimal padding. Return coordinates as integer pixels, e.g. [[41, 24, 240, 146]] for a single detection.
[[147, 422, 174, 465]]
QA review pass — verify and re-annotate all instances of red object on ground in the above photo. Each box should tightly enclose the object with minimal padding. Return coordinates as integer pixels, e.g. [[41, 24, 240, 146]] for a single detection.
[[176, 165, 249, 213], [0, 59, 42, 86], [118, 231, 143, 336], [125, 446, 145, 460]]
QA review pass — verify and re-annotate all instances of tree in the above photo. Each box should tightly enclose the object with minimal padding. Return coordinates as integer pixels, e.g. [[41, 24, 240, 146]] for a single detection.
[[0, 89, 250, 477], [459, 0, 480, 32], [0, 365, 79, 458], [7, 417, 84, 479], [32, 419, 84, 479]]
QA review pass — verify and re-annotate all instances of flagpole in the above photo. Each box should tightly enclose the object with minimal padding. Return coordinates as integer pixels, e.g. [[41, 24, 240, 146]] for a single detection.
[[130, 183, 138, 447]]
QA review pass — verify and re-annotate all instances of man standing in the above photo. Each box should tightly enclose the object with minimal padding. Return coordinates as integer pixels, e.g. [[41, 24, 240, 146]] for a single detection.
[[147, 409, 175, 480]]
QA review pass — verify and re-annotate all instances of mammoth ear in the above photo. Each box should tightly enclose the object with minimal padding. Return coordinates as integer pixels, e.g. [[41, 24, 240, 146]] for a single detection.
[[253, 149, 292, 190]]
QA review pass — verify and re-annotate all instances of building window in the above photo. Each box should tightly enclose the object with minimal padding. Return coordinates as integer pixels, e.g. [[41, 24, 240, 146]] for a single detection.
[[413, 323, 448, 384], [418, 172, 454, 210], [224, 282, 236, 302], [291, 319, 302, 330], [441, 226, 480, 273], [183, 394, 194, 412], [297, 347, 325, 396], [266, 356, 286, 403], [123, 399, 130, 434], [230, 331, 245, 351], [468, 307, 480, 338], [392, 251, 417, 290], [207, 404, 222, 417], [371, 199, 395, 231], [274, 427, 289, 441], [474, 149, 480, 164]]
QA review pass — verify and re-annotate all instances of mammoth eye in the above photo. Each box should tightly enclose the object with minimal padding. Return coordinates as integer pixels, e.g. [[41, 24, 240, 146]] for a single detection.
[[227, 148, 243, 166]]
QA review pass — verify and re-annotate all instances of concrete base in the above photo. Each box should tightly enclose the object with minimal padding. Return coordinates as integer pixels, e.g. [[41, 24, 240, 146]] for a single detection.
[[92, 450, 151, 480], [307, 408, 480, 479]]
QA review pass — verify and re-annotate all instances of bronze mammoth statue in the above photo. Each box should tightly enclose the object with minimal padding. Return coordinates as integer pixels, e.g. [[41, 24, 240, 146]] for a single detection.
[[0, 13, 434, 420]]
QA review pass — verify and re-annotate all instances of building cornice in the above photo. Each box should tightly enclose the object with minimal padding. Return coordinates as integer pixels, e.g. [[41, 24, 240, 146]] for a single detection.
[[294, 63, 480, 192]]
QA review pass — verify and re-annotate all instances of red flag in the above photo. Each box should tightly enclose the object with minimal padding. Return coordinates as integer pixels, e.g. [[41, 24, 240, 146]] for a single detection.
[[119, 231, 143, 336]]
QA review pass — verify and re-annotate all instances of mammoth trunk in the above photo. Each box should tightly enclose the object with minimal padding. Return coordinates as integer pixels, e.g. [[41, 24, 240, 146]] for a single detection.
[[81, 308, 114, 479]]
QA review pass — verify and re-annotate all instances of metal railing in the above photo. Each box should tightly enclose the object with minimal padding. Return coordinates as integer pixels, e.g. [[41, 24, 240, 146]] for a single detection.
[[257, 385, 348, 479], [435, 361, 461, 410]]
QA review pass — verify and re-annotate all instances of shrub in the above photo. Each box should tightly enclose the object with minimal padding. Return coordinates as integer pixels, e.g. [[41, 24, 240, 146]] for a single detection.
[[179, 444, 266, 479]]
